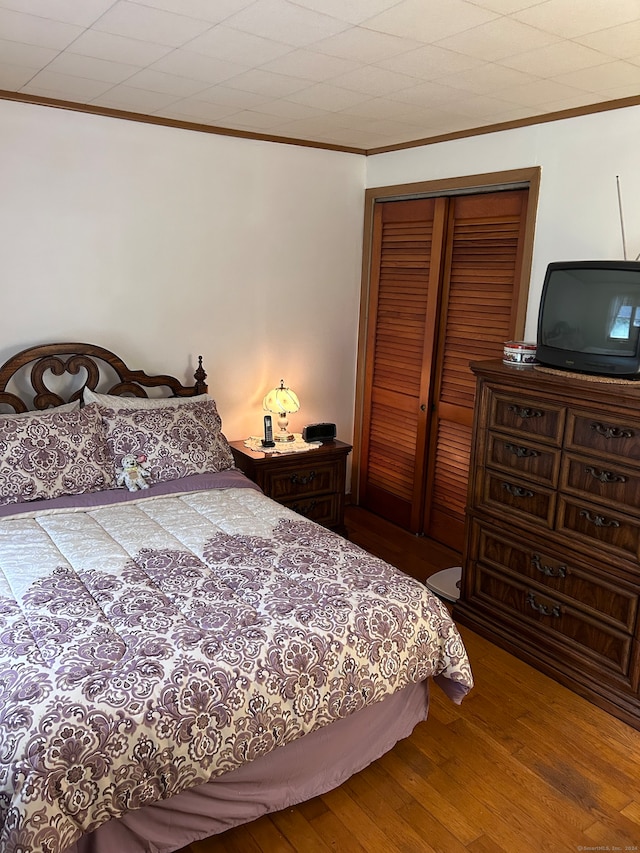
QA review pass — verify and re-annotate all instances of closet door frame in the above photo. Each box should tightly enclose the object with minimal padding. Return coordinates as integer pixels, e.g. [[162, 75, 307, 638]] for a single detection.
[[351, 167, 541, 505]]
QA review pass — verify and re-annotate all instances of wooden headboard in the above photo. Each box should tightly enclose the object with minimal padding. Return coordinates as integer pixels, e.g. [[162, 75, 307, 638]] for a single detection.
[[0, 343, 207, 414]]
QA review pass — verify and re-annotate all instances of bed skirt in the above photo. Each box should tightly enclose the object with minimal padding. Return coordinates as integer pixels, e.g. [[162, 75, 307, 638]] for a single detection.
[[67, 679, 431, 853]]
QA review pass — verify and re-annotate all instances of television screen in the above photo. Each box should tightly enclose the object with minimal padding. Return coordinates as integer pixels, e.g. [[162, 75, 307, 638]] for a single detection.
[[537, 261, 640, 375]]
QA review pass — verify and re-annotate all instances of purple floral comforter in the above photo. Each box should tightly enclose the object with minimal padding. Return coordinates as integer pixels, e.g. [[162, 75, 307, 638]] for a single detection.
[[0, 479, 473, 853]]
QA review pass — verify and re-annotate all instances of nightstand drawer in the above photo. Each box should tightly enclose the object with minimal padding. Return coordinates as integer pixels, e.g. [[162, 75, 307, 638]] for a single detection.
[[264, 459, 341, 501], [283, 493, 341, 527]]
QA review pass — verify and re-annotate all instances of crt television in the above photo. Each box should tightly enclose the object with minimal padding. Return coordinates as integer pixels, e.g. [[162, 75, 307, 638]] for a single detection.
[[536, 260, 640, 377]]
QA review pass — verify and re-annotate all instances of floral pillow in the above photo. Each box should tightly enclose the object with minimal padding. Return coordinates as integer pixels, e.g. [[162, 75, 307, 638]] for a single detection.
[[100, 398, 234, 486], [0, 403, 115, 506]]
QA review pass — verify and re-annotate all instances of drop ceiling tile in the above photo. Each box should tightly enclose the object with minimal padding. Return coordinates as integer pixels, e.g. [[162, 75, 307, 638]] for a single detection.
[[154, 98, 237, 122], [223, 68, 311, 98], [0, 37, 59, 67], [150, 49, 247, 84], [0, 0, 115, 27], [186, 25, 292, 65], [0, 7, 83, 49], [338, 96, 432, 120], [577, 20, 640, 60], [22, 69, 115, 98], [125, 68, 211, 96], [0, 61, 37, 89], [223, 0, 350, 47], [389, 78, 474, 106], [513, 0, 640, 38], [290, 0, 404, 26], [90, 84, 179, 111], [449, 91, 521, 117], [45, 52, 140, 84], [437, 62, 541, 95], [67, 30, 173, 66], [286, 82, 373, 110], [328, 65, 425, 96], [467, 0, 548, 12], [194, 84, 268, 109], [377, 44, 486, 79], [434, 16, 562, 61], [222, 109, 291, 129], [495, 77, 591, 106], [123, 0, 255, 24], [313, 26, 423, 63], [92, 0, 212, 47], [260, 49, 359, 82], [363, 0, 500, 42], [553, 60, 640, 93], [253, 98, 328, 119], [499, 40, 613, 76]]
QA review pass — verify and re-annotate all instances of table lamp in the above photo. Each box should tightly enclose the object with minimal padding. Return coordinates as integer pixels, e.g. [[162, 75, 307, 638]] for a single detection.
[[263, 380, 300, 441]]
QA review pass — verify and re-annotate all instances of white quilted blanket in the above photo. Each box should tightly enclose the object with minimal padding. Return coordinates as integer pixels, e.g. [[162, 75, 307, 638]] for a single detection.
[[0, 485, 473, 853]]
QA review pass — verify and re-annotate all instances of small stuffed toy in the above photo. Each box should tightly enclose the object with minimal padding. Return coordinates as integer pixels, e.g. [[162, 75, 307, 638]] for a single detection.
[[117, 453, 151, 491]]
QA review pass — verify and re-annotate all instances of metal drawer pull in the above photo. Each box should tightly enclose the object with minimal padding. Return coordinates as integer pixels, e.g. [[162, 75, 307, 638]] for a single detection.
[[590, 422, 633, 440], [527, 592, 561, 618], [502, 483, 534, 498], [584, 466, 627, 484], [504, 443, 539, 458], [579, 509, 620, 528], [508, 405, 543, 419], [290, 471, 316, 485], [531, 554, 567, 578]]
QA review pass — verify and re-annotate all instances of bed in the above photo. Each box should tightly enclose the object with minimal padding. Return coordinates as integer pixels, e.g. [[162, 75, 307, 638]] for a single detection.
[[0, 342, 473, 853]]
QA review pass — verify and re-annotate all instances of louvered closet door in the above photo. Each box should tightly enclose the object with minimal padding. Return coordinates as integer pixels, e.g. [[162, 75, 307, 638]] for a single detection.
[[359, 198, 446, 530], [423, 189, 528, 548]]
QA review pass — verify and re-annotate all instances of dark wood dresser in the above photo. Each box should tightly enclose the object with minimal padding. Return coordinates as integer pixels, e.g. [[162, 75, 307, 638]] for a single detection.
[[455, 359, 640, 729], [230, 439, 352, 534]]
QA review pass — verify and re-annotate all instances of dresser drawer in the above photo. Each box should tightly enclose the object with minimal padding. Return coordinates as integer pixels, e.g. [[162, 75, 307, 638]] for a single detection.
[[475, 564, 634, 676], [567, 409, 640, 462], [473, 522, 638, 631], [480, 470, 555, 528], [557, 496, 640, 563], [561, 453, 640, 513], [487, 432, 560, 487], [283, 493, 340, 527], [488, 392, 565, 444], [263, 460, 342, 501]]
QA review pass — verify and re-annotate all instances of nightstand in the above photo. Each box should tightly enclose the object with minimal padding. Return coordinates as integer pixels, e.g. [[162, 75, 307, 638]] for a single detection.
[[230, 439, 352, 533]]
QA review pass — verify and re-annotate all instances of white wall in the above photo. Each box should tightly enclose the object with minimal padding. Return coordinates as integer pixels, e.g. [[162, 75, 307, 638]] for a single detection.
[[0, 99, 365, 442], [366, 105, 640, 340]]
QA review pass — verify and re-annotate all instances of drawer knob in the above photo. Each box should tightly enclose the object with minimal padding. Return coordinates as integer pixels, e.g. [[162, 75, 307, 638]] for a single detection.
[[531, 554, 567, 579], [527, 592, 561, 618], [508, 405, 543, 419], [584, 466, 627, 484], [290, 471, 316, 485], [502, 482, 534, 498], [590, 422, 633, 440], [578, 509, 620, 529], [504, 442, 539, 458]]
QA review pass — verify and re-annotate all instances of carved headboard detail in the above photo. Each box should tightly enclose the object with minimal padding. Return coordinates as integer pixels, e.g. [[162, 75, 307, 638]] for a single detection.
[[0, 343, 207, 414]]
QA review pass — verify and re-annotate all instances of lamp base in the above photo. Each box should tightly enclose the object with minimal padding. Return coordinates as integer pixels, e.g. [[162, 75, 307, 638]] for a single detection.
[[274, 433, 295, 442]]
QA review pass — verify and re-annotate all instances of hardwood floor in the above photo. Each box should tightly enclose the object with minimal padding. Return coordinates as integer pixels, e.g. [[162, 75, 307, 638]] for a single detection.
[[182, 507, 640, 853]]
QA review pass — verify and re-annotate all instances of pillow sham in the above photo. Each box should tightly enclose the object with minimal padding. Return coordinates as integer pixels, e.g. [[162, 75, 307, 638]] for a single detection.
[[0, 403, 115, 506], [101, 398, 234, 486], [83, 387, 209, 410], [1, 400, 79, 417]]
